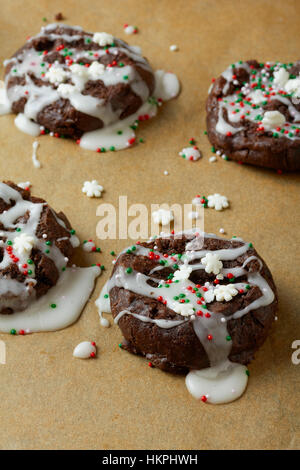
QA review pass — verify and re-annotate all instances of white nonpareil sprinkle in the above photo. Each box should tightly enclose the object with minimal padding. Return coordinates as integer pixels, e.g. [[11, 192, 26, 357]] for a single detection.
[[93, 32, 114, 46], [73, 341, 96, 359], [214, 284, 238, 302], [170, 44, 178, 52], [152, 208, 174, 225], [219, 228, 225, 234], [209, 155, 217, 163], [207, 193, 229, 211], [164, 170, 169, 175], [82, 180, 104, 198], [201, 252, 223, 275], [13, 233, 35, 255]]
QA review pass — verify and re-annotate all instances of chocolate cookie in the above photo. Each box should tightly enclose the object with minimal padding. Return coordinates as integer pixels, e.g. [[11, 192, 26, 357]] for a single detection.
[[206, 60, 300, 171], [97, 231, 277, 374], [0, 181, 79, 314], [3, 23, 159, 150]]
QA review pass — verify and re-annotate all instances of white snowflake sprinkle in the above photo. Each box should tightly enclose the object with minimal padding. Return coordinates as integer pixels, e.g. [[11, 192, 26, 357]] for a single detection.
[[82, 180, 104, 198], [13, 233, 35, 255], [201, 252, 223, 275], [207, 193, 229, 211], [214, 284, 238, 302], [173, 302, 195, 317], [152, 208, 174, 225], [93, 32, 114, 46], [173, 264, 192, 281], [262, 111, 285, 130]]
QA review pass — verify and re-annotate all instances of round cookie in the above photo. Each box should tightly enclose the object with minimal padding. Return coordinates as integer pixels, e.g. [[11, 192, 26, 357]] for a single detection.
[[206, 60, 300, 171], [0, 181, 78, 314], [3, 23, 155, 143], [98, 231, 277, 374]]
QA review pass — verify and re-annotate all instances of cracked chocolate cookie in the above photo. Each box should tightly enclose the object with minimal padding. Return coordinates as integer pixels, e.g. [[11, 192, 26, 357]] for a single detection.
[[0, 181, 79, 314], [206, 60, 300, 171], [2, 23, 179, 151], [96, 231, 278, 375]]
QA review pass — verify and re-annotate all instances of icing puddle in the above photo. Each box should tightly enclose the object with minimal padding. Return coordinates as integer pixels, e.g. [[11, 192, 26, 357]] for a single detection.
[[185, 361, 248, 404], [0, 266, 100, 333]]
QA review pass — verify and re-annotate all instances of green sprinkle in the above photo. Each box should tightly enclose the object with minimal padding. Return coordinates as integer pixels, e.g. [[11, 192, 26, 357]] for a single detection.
[[126, 267, 133, 274], [10, 329, 16, 335], [16, 228, 21, 232], [50, 304, 56, 309], [173, 296, 179, 300], [62, 267, 66, 271], [179, 293, 185, 298], [110, 251, 115, 256], [45, 249, 50, 254], [42, 17, 47, 22], [27, 259, 33, 265], [139, 138, 144, 143], [70, 229, 76, 235], [173, 264, 179, 270], [46, 241, 52, 246], [96, 247, 101, 252], [101, 265, 105, 270], [110, 146, 115, 151], [248, 243, 253, 248], [118, 343, 123, 349], [123, 75, 129, 80], [28, 270, 32, 275], [246, 284, 250, 290], [246, 369, 250, 376], [119, 62, 124, 67], [7, 240, 12, 246], [226, 335, 232, 341], [117, 130, 123, 135]]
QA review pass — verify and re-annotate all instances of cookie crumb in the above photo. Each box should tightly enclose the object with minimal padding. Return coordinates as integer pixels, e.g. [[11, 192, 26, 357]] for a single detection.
[[55, 12, 64, 21]]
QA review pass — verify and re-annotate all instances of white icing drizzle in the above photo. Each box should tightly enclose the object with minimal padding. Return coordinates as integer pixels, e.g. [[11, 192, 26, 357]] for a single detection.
[[95, 231, 275, 404], [0, 266, 100, 332], [216, 61, 300, 140], [32, 140, 41, 168], [2, 24, 180, 151]]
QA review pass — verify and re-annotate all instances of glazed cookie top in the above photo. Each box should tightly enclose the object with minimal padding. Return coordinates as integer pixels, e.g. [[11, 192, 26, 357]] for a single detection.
[[0, 181, 79, 314], [208, 60, 300, 141], [97, 231, 277, 369], [3, 24, 155, 139]]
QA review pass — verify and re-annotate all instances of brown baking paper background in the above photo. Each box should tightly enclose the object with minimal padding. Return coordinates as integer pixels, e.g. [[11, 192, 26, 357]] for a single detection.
[[0, 0, 299, 450]]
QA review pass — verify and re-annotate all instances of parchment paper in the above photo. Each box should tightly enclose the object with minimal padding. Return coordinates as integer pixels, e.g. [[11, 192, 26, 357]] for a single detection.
[[0, 0, 299, 450]]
